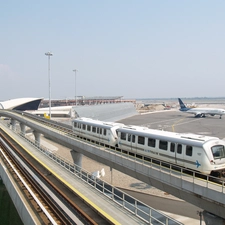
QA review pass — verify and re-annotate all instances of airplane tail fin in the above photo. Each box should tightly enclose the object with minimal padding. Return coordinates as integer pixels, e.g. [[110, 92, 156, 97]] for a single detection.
[[178, 98, 188, 110]]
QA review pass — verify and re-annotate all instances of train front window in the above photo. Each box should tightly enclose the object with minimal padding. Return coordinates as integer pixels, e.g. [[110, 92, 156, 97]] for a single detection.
[[211, 145, 225, 159]]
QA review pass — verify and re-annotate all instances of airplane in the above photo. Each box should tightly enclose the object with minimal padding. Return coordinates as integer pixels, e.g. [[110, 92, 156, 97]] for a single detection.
[[178, 98, 225, 119]]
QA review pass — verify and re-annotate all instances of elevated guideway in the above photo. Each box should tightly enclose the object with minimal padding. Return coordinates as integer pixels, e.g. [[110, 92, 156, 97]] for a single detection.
[[0, 110, 225, 220], [0, 116, 181, 224]]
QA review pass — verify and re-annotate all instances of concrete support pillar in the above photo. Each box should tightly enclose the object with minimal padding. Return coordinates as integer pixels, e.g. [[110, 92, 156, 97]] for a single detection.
[[70, 150, 83, 172], [11, 119, 16, 131], [20, 123, 26, 136], [33, 131, 41, 147], [110, 167, 113, 185]]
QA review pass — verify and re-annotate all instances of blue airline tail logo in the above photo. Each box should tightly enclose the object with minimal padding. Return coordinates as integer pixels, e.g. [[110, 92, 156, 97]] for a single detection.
[[178, 98, 189, 111]]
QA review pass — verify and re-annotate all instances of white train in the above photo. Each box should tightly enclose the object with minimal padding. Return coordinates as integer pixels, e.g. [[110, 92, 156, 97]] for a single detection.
[[72, 117, 124, 146], [72, 117, 225, 177]]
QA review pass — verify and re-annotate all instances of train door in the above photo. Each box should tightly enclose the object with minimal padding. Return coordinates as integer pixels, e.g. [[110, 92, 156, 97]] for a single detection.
[[170, 142, 184, 166], [176, 143, 184, 166], [97, 127, 101, 144], [78, 122, 82, 137], [128, 134, 136, 151], [170, 142, 176, 163]]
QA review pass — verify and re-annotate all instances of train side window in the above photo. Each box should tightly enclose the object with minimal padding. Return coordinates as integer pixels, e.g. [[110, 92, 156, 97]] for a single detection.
[[170, 143, 175, 152], [128, 134, 131, 142], [177, 144, 182, 154], [159, 140, 168, 150], [148, 138, 155, 147], [97, 127, 100, 134], [82, 124, 86, 130], [74, 122, 77, 128], [186, 145, 193, 156], [138, 136, 145, 145], [99, 128, 102, 134], [78, 123, 81, 128], [103, 129, 107, 135], [121, 132, 126, 140], [92, 126, 96, 133], [87, 125, 91, 131], [132, 135, 136, 143]]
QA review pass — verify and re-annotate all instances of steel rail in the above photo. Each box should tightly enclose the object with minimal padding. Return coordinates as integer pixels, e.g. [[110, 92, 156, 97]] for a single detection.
[[0, 131, 100, 225]]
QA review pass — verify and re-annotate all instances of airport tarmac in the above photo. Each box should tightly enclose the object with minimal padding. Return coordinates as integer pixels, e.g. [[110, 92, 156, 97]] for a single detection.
[[118, 109, 225, 139]]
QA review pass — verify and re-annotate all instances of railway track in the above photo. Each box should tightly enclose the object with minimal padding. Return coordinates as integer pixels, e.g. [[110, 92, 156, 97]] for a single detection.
[[0, 130, 112, 225]]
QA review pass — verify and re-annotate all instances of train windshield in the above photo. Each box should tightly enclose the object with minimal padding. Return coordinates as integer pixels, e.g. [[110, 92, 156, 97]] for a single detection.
[[211, 145, 225, 159]]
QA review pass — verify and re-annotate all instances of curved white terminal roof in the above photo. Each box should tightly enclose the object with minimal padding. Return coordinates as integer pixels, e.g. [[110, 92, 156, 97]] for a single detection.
[[0, 98, 43, 110]]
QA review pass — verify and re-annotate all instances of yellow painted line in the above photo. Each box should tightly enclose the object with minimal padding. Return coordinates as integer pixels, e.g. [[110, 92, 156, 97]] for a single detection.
[[0, 126, 121, 225], [171, 118, 184, 132]]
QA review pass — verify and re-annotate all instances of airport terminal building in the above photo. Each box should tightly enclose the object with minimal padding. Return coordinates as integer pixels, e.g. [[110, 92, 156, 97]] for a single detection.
[[0, 98, 43, 110]]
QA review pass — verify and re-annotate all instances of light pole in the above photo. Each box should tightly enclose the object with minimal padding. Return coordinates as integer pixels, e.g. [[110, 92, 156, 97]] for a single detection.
[[45, 52, 53, 119], [73, 69, 78, 106]]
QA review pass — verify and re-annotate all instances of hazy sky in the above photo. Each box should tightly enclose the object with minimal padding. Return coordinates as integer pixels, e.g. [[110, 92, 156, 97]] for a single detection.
[[1, 1, 225, 100]]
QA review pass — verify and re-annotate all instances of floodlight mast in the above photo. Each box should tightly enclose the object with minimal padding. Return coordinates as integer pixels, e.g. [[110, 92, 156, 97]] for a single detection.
[[73, 69, 78, 106], [45, 52, 53, 119]]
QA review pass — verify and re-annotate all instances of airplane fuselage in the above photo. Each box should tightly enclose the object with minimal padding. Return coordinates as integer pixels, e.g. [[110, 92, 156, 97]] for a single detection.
[[179, 108, 225, 118], [178, 98, 225, 119]]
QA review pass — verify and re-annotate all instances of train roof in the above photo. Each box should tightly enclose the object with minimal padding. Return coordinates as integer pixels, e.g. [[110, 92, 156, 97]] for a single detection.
[[73, 117, 124, 128]]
